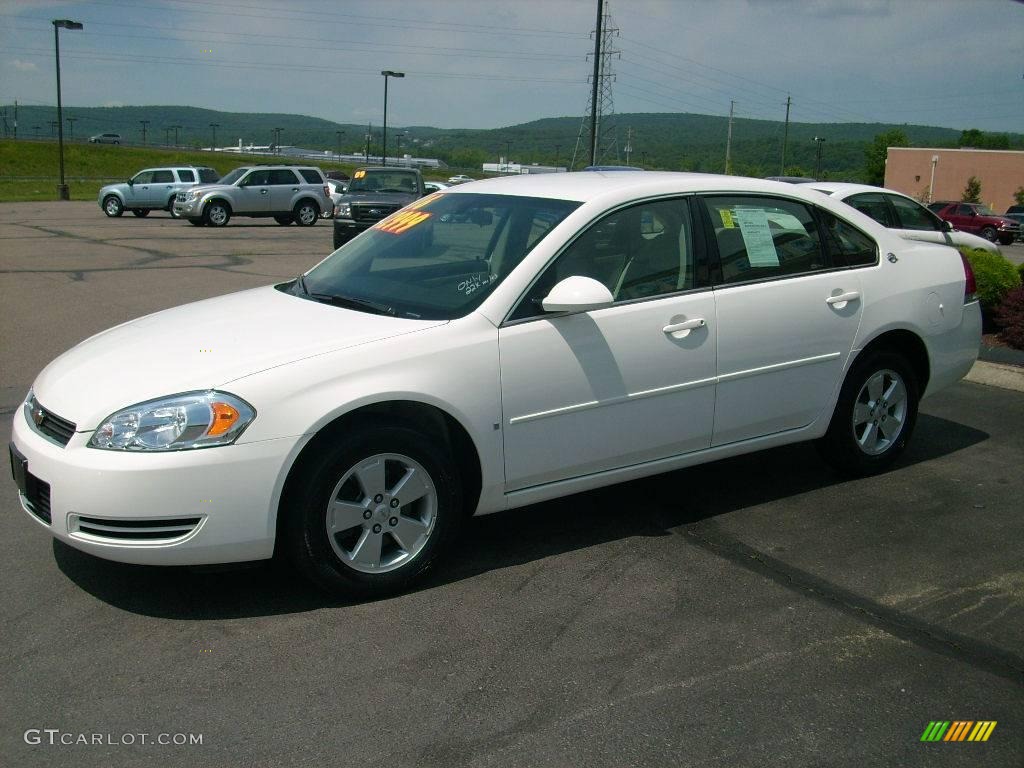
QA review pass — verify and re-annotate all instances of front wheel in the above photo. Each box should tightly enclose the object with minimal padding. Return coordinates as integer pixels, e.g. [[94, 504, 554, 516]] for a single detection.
[[294, 200, 320, 227], [816, 351, 919, 477], [980, 225, 998, 242], [282, 423, 464, 598], [204, 201, 231, 227], [102, 195, 124, 217], [131, 208, 149, 217]]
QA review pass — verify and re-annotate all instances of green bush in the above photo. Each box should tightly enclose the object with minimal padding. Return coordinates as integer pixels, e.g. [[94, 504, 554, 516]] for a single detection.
[[1018, 261, 1024, 284], [960, 248, 1021, 319]]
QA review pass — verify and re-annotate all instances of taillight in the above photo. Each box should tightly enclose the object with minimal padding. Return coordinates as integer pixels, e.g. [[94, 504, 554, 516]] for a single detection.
[[323, 185, 330, 198], [959, 253, 977, 303]]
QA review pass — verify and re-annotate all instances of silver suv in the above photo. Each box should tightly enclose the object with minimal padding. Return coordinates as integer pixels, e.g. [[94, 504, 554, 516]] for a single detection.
[[173, 165, 331, 227], [99, 166, 219, 218]]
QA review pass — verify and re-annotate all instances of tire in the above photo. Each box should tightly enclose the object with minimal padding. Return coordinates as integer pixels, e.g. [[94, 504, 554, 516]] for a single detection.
[[980, 225, 998, 242], [102, 195, 124, 218], [294, 200, 320, 227], [282, 422, 464, 599], [167, 197, 181, 219], [274, 215, 294, 226], [816, 350, 919, 477], [998, 234, 1013, 246], [204, 200, 231, 227], [188, 218, 205, 227], [131, 209, 149, 217]]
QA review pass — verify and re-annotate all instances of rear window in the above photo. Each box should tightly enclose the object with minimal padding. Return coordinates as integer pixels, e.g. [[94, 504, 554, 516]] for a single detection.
[[198, 168, 220, 183], [299, 169, 324, 184]]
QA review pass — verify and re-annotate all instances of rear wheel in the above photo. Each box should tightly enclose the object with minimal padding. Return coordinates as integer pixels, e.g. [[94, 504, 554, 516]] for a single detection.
[[102, 195, 124, 217], [204, 201, 231, 227], [816, 350, 919, 476], [131, 208, 149, 217], [283, 423, 463, 598], [294, 200, 319, 227], [167, 197, 181, 218], [274, 215, 294, 226], [980, 225, 998, 242]]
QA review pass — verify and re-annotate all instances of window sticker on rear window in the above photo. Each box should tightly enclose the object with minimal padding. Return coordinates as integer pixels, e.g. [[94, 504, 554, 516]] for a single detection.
[[733, 208, 780, 266]]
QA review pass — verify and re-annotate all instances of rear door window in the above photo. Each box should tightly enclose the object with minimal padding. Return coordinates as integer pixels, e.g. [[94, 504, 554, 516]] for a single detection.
[[298, 169, 324, 184], [269, 169, 300, 185], [818, 211, 879, 268], [177, 169, 195, 183], [151, 170, 174, 183]]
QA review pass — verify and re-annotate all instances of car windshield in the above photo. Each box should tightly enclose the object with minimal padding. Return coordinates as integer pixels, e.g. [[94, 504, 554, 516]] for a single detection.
[[974, 204, 995, 215], [219, 168, 249, 185], [299, 192, 580, 320], [348, 171, 419, 193]]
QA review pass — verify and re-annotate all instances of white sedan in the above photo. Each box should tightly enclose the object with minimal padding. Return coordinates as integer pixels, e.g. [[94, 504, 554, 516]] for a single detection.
[[447, 174, 474, 184], [11, 173, 981, 597], [805, 182, 1000, 254]]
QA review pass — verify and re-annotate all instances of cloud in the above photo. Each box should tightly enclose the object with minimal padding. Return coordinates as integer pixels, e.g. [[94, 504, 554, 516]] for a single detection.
[[11, 59, 37, 72]]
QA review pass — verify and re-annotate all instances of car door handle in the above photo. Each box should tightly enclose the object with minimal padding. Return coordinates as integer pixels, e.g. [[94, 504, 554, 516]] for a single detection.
[[261, 189, 268, 194], [826, 291, 860, 305], [291, 188, 299, 192], [663, 318, 706, 334]]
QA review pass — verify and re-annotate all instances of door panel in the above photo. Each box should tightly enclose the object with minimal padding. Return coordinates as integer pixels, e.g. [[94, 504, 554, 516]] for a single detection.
[[499, 293, 717, 490], [712, 272, 862, 445]]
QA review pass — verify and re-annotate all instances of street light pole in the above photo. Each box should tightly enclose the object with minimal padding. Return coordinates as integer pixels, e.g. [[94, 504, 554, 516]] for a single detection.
[[813, 136, 826, 179], [139, 119, 149, 145], [209, 122, 219, 151], [336, 130, 344, 160], [52, 18, 83, 200], [380, 70, 404, 167]]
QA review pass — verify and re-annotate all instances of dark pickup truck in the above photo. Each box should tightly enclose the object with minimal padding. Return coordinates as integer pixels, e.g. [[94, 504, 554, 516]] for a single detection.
[[332, 167, 427, 249]]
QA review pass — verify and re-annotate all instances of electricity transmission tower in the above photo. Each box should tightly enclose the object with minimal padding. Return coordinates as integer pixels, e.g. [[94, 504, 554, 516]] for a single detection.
[[570, 0, 621, 170]]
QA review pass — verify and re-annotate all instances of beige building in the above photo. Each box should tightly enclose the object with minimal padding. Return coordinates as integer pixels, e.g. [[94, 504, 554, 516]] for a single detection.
[[884, 147, 1024, 212]]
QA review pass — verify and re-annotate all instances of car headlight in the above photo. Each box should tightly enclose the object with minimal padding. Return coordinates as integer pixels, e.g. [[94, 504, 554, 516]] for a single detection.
[[335, 202, 350, 218], [189, 189, 204, 199], [88, 391, 255, 451]]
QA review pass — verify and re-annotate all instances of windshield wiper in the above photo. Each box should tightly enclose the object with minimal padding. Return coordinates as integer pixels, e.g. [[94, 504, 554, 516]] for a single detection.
[[309, 291, 395, 316]]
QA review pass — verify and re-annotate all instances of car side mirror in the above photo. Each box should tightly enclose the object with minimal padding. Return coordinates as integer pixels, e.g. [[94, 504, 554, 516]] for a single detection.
[[541, 276, 614, 314], [942, 220, 954, 232], [127, 179, 134, 185]]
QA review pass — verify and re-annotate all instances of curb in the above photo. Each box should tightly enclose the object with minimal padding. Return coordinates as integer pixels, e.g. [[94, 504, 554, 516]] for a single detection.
[[965, 360, 1024, 393]]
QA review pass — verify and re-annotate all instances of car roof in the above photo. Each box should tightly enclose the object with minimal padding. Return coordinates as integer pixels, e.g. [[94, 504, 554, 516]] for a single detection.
[[445, 170, 840, 204], [802, 181, 916, 200]]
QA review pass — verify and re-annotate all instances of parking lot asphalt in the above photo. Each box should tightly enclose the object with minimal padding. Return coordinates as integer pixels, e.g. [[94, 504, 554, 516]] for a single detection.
[[2, 202, 1023, 767]]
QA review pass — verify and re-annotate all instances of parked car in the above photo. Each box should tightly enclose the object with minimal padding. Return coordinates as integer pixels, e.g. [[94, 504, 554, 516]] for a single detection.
[[11, 173, 980, 598], [88, 133, 122, 144], [326, 179, 347, 217], [423, 180, 450, 194], [173, 165, 332, 227], [806, 183, 1001, 254], [926, 201, 1019, 246], [765, 175, 816, 184], [98, 167, 220, 218], [333, 166, 426, 248], [1005, 205, 1024, 241], [447, 174, 474, 184]]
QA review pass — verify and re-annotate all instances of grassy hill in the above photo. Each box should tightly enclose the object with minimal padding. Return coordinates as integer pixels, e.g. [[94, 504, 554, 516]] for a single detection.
[[3, 104, 1022, 201]]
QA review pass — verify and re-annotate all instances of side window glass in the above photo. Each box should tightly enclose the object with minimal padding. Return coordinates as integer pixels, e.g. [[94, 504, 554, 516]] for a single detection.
[[199, 168, 220, 183], [269, 169, 299, 185], [846, 193, 896, 228], [132, 171, 154, 184], [242, 170, 270, 187], [705, 196, 826, 284], [299, 169, 323, 184], [956, 204, 973, 216], [509, 198, 695, 321], [888, 194, 941, 231], [151, 170, 174, 183], [819, 210, 878, 268], [177, 170, 195, 183]]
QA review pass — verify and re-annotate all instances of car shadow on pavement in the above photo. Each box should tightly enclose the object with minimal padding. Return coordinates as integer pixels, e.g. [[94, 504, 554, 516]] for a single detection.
[[52, 412, 988, 621]]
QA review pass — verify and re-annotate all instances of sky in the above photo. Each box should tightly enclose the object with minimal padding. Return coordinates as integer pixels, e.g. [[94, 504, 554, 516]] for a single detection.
[[0, 0, 1022, 133]]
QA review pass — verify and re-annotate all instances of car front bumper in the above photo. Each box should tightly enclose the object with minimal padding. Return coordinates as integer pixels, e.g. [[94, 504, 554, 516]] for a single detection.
[[333, 217, 370, 243], [173, 198, 205, 218], [10, 408, 300, 566]]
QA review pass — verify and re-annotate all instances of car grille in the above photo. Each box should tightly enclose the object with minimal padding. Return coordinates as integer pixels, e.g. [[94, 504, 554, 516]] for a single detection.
[[350, 203, 401, 223], [29, 401, 76, 447], [175, 192, 187, 202], [22, 472, 51, 524], [72, 515, 203, 542]]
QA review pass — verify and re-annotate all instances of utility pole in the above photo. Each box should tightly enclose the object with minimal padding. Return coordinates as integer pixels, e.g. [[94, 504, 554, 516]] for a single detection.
[[49, 121, 58, 137], [273, 127, 282, 154], [553, 144, 561, 171], [780, 94, 791, 175], [364, 123, 371, 163], [209, 122, 219, 150], [336, 130, 344, 160], [65, 116, 77, 138], [624, 126, 633, 166], [725, 100, 735, 175], [172, 125, 182, 146], [139, 119, 149, 145], [813, 136, 826, 179], [165, 127, 172, 146], [588, 0, 604, 166], [13, 100, 17, 139]]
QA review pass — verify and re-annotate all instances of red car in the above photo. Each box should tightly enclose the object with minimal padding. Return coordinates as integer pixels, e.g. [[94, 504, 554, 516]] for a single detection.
[[927, 201, 1019, 246]]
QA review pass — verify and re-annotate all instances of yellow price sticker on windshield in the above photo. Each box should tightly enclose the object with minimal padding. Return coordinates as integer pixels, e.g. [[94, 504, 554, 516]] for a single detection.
[[375, 210, 432, 235], [353, 170, 366, 179]]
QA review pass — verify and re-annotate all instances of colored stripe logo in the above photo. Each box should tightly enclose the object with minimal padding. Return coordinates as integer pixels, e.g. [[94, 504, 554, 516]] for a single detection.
[[920, 721, 996, 742]]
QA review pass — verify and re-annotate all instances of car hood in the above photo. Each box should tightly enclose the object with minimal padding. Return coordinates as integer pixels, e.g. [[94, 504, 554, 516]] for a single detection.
[[32, 285, 445, 430]]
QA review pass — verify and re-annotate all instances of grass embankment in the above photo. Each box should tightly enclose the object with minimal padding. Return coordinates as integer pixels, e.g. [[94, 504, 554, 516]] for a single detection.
[[0, 139, 384, 202]]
